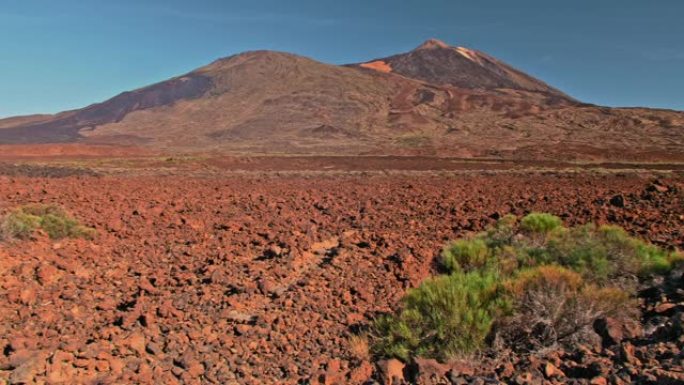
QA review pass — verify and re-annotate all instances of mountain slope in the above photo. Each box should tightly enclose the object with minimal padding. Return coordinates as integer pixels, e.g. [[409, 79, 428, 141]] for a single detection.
[[0, 73, 212, 144], [0, 39, 682, 161], [79, 51, 416, 153]]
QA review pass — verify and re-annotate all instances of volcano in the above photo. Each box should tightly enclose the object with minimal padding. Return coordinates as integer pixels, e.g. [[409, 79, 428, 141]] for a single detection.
[[0, 39, 682, 161], [353, 39, 570, 99]]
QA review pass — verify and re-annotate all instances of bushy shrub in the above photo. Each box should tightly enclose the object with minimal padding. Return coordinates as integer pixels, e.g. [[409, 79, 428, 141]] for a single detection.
[[498, 266, 631, 351], [506, 265, 583, 295], [372, 271, 510, 361], [597, 225, 674, 276], [532, 223, 681, 280], [482, 214, 517, 249], [534, 224, 614, 279], [441, 239, 489, 273], [0, 204, 95, 240], [477, 214, 679, 280], [370, 214, 680, 361], [520, 212, 563, 234]]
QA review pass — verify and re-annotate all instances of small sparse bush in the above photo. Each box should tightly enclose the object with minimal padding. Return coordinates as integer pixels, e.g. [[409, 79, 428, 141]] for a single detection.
[[498, 266, 631, 351], [348, 334, 371, 361], [0, 211, 41, 239], [0, 204, 95, 240], [482, 214, 517, 248], [597, 225, 674, 276], [441, 239, 489, 273], [372, 271, 510, 361], [520, 212, 562, 234]]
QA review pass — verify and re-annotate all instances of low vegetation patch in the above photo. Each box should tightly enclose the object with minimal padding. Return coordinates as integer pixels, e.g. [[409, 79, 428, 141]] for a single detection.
[[373, 270, 510, 361], [370, 213, 681, 361], [499, 265, 631, 351], [0, 204, 95, 240]]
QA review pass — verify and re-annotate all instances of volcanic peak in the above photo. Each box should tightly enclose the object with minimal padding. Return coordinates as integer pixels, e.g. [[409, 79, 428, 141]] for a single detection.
[[415, 38, 451, 50]]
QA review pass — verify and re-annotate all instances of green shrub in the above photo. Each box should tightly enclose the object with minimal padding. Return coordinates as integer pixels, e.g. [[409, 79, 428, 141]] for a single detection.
[[482, 214, 517, 249], [666, 252, 684, 270], [486, 216, 677, 280], [597, 225, 674, 276], [0, 211, 41, 239], [372, 271, 510, 361], [506, 265, 583, 295], [0, 204, 95, 240], [541, 224, 614, 279], [370, 213, 679, 361], [441, 239, 490, 273], [19, 204, 68, 217], [534, 223, 680, 279], [40, 212, 96, 239], [520, 212, 562, 234]]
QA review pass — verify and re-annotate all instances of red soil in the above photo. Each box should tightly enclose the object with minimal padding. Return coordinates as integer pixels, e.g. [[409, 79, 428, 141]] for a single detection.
[[0, 173, 682, 384]]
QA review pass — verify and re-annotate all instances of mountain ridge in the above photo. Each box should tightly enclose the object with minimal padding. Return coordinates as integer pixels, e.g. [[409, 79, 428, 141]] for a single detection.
[[0, 39, 682, 162]]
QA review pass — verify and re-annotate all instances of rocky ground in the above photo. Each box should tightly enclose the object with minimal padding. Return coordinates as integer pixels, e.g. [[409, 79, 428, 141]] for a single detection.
[[0, 172, 682, 384], [382, 264, 684, 385]]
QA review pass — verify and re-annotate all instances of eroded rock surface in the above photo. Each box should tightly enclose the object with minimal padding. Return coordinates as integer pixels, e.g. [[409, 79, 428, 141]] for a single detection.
[[0, 174, 681, 384]]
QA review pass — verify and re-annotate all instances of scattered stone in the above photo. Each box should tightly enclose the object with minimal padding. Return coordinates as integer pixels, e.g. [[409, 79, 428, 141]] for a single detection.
[[8, 351, 48, 384], [609, 195, 625, 207], [378, 359, 404, 385], [413, 357, 450, 382], [0, 175, 682, 384], [125, 333, 146, 356], [544, 362, 565, 378]]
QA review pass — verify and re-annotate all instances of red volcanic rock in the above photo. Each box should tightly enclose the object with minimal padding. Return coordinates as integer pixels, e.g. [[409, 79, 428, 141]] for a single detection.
[[124, 333, 147, 356], [8, 350, 49, 384], [0, 173, 682, 384], [594, 317, 626, 347], [36, 263, 62, 285], [544, 362, 565, 379], [413, 357, 450, 383], [139, 277, 158, 294], [413, 357, 476, 384], [349, 361, 374, 384], [651, 369, 684, 384], [594, 317, 643, 348], [590, 377, 608, 385], [321, 359, 345, 385], [378, 358, 405, 385], [619, 343, 641, 366]]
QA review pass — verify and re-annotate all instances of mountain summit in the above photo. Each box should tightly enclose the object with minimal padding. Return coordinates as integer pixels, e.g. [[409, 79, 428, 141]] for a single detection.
[[354, 39, 570, 99], [0, 40, 682, 161], [415, 38, 451, 50]]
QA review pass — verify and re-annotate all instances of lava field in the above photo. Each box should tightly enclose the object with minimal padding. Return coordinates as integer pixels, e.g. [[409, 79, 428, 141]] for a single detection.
[[0, 173, 682, 384]]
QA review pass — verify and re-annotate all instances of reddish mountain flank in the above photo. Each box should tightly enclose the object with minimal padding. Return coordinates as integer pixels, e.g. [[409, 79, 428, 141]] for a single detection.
[[0, 39, 682, 161]]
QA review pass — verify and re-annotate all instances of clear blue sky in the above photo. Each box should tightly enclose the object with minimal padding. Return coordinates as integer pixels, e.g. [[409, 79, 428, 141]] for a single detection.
[[1, 0, 683, 118]]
